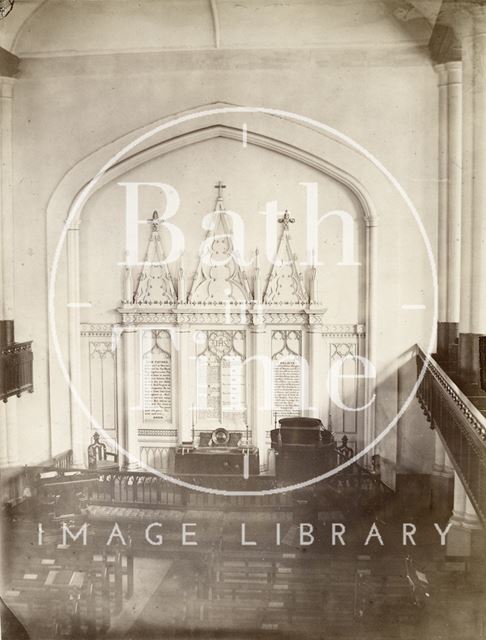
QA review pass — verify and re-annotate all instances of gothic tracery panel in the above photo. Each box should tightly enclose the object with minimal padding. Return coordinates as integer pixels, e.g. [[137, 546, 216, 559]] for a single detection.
[[195, 329, 246, 427], [329, 341, 359, 434], [89, 341, 118, 442]]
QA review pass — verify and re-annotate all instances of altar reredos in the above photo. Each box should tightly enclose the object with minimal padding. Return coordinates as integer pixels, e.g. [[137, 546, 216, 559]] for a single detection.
[[119, 184, 326, 327]]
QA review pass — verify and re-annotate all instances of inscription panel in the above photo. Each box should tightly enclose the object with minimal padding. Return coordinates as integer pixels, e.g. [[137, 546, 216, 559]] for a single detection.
[[274, 359, 302, 417], [272, 330, 302, 419], [142, 330, 172, 422]]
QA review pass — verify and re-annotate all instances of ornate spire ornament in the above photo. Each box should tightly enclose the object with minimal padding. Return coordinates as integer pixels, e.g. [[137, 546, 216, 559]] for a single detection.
[[277, 210, 295, 229], [263, 210, 308, 305], [150, 209, 160, 231], [188, 183, 250, 304], [132, 209, 177, 305], [214, 180, 226, 200]]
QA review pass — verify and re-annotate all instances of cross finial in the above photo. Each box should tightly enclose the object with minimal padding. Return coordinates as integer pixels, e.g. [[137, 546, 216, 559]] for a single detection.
[[214, 181, 226, 199], [278, 210, 295, 229], [149, 210, 160, 231]]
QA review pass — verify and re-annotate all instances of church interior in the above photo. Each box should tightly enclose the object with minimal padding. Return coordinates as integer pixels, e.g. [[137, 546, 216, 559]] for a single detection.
[[1, 1, 486, 638]]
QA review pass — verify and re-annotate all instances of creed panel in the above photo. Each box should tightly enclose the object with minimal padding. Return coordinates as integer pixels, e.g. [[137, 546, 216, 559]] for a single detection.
[[272, 329, 303, 419], [142, 329, 173, 423]]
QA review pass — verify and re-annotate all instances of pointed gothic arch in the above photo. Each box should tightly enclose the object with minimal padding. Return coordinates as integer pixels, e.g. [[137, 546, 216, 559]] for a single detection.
[[46, 102, 380, 464]]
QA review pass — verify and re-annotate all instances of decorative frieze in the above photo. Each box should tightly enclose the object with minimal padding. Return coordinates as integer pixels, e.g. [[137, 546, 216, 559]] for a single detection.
[[82, 319, 359, 333], [138, 429, 177, 437], [116, 309, 330, 326], [81, 324, 114, 337]]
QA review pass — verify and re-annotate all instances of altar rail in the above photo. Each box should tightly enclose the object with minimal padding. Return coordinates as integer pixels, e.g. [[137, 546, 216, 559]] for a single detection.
[[88, 472, 293, 510], [87, 442, 384, 512], [50, 449, 74, 470], [416, 346, 486, 524]]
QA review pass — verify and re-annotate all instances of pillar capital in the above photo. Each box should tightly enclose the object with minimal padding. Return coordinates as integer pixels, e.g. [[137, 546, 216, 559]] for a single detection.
[[445, 61, 463, 82], [439, 3, 475, 42], [435, 61, 463, 85]]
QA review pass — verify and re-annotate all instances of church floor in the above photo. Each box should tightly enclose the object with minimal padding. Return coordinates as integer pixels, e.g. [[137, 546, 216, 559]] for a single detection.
[[3, 475, 486, 640]]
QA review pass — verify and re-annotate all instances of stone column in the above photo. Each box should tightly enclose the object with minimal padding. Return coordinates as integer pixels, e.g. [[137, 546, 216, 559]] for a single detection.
[[431, 433, 454, 514], [436, 62, 462, 362], [469, 8, 486, 370], [364, 220, 377, 454], [432, 432, 454, 478], [0, 411, 8, 467], [306, 320, 322, 418], [251, 319, 270, 471], [436, 63, 449, 348], [0, 77, 19, 467], [456, 7, 486, 382], [177, 324, 192, 443], [447, 472, 482, 556], [123, 326, 140, 469], [450, 471, 467, 523], [432, 432, 446, 477], [443, 452, 454, 477], [446, 62, 462, 338], [5, 402, 18, 466], [67, 225, 86, 466]]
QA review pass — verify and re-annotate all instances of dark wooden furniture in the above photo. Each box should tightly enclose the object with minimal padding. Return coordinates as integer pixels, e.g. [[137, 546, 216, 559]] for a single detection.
[[0, 320, 33, 403], [175, 428, 260, 475], [29, 468, 98, 520], [270, 417, 336, 480], [3, 540, 132, 639], [480, 335, 486, 393], [87, 432, 119, 470]]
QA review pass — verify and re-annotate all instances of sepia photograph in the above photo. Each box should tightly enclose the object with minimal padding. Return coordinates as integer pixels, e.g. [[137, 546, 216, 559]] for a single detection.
[[0, 1, 485, 638]]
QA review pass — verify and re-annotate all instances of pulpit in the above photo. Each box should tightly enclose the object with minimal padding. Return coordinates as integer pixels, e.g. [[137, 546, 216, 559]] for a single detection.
[[270, 417, 336, 480]]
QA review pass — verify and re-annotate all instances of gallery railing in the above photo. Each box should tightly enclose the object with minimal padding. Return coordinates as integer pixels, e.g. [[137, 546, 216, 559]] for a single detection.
[[416, 346, 486, 525]]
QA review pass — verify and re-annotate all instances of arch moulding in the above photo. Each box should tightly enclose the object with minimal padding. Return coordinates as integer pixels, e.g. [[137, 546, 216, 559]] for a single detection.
[[45, 102, 379, 464]]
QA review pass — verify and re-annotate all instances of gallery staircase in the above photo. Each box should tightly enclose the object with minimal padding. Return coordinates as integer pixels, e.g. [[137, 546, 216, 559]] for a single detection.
[[416, 345, 486, 525]]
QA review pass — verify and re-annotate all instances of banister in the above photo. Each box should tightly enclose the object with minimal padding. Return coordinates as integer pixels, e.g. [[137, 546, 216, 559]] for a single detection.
[[415, 345, 486, 524], [416, 346, 486, 441]]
